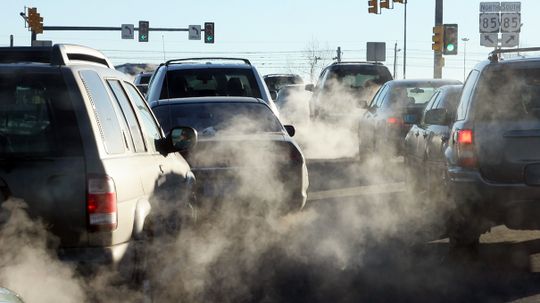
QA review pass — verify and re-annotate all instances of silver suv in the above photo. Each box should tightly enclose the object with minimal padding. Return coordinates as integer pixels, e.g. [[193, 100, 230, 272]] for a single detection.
[[0, 44, 196, 279], [145, 57, 279, 116]]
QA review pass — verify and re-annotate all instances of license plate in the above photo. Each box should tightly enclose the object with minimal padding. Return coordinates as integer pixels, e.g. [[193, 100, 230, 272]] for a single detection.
[[525, 164, 540, 186], [403, 114, 417, 124]]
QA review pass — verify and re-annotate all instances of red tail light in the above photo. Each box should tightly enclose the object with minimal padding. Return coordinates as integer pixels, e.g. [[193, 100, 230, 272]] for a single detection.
[[387, 117, 403, 125], [87, 176, 118, 232], [456, 129, 476, 168]]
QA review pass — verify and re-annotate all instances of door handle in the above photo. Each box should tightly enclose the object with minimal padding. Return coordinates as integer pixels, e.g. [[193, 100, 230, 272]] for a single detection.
[[423, 132, 428, 138], [415, 132, 419, 137]]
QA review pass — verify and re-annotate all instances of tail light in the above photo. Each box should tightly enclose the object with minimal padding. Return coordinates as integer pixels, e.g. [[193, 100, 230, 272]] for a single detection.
[[456, 129, 476, 168], [289, 145, 303, 163], [87, 176, 118, 232], [387, 117, 403, 125]]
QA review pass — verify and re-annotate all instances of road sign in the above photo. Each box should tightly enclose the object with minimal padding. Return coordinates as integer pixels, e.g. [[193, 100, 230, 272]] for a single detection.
[[366, 42, 386, 62], [188, 25, 201, 40], [479, 13, 500, 33], [121, 24, 134, 39], [480, 33, 498, 47], [501, 33, 519, 47], [500, 1, 521, 12], [480, 2, 501, 12], [500, 13, 521, 32]]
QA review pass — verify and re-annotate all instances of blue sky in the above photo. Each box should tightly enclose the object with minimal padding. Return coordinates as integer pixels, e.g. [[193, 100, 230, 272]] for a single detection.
[[1, 0, 538, 82]]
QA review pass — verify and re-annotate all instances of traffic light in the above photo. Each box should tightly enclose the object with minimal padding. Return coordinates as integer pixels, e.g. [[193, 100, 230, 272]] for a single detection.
[[432, 25, 443, 52], [394, 0, 405, 3], [443, 24, 458, 55], [138, 21, 149, 42], [368, 0, 379, 14], [380, 0, 391, 9], [27, 7, 43, 34], [204, 22, 215, 44]]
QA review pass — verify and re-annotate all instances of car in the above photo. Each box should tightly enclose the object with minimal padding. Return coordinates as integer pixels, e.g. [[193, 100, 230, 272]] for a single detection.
[[150, 96, 309, 214], [0, 44, 196, 280], [263, 73, 304, 99], [145, 57, 280, 117], [443, 48, 540, 249], [403, 84, 462, 195], [274, 84, 312, 125], [307, 61, 393, 122], [358, 78, 461, 160], [133, 71, 153, 95]]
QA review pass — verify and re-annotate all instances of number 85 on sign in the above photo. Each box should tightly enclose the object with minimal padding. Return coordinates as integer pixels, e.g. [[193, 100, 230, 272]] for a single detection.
[[501, 13, 521, 33], [479, 13, 500, 33]]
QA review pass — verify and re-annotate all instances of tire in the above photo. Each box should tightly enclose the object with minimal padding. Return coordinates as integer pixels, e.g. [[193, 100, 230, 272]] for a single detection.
[[446, 206, 482, 252]]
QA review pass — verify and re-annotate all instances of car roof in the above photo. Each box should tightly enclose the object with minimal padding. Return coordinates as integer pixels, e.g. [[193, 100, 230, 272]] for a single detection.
[[150, 96, 266, 107], [387, 79, 461, 86], [161, 63, 253, 70], [264, 74, 301, 78]]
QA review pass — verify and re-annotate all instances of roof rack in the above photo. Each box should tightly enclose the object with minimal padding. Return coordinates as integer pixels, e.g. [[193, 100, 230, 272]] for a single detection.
[[165, 57, 251, 66], [0, 44, 113, 68], [331, 61, 383, 65], [488, 47, 540, 63]]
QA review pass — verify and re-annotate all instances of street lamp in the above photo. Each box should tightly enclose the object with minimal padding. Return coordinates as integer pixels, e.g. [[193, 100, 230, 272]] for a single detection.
[[462, 37, 470, 81]]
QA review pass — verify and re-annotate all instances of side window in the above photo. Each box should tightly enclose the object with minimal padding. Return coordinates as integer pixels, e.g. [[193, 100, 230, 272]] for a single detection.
[[456, 70, 480, 120], [420, 91, 440, 126], [376, 85, 390, 107], [369, 84, 385, 107], [107, 80, 146, 152], [79, 70, 125, 154], [124, 83, 162, 142]]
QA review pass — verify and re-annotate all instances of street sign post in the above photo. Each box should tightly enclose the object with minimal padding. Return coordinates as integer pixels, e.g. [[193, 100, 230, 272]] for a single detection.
[[479, 1, 521, 48], [188, 25, 201, 40], [121, 24, 134, 39]]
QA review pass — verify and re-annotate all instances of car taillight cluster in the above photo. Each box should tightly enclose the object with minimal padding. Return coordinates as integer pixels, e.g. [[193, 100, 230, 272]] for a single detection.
[[386, 117, 403, 125], [87, 176, 118, 232], [456, 129, 476, 168]]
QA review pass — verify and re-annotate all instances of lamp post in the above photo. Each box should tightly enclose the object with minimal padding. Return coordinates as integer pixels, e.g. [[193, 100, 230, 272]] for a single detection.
[[462, 37, 469, 81]]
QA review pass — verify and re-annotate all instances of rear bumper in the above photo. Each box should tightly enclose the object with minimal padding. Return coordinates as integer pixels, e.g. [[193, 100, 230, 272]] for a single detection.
[[57, 241, 130, 271], [447, 167, 540, 228]]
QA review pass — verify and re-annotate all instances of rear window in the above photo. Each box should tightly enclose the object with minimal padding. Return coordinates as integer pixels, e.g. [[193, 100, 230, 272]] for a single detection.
[[265, 76, 303, 92], [0, 70, 82, 156], [323, 66, 392, 91], [160, 68, 261, 99], [384, 83, 450, 108], [153, 102, 282, 135], [474, 66, 540, 121]]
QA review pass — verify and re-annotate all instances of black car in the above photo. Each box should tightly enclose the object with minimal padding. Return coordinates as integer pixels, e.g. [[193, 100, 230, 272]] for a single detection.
[[150, 97, 309, 214], [404, 85, 462, 194], [263, 73, 304, 98], [308, 62, 393, 122], [358, 79, 461, 159], [444, 48, 540, 248]]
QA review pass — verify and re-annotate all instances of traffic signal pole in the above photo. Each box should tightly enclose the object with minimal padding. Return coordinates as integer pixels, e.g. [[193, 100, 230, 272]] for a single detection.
[[434, 0, 443, 79]]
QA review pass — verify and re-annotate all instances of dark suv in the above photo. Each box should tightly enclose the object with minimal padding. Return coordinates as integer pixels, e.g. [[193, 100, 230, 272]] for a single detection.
[[445, 48, 540, 248], [308, 62, 393, 121], [0, 44, 196, 278]]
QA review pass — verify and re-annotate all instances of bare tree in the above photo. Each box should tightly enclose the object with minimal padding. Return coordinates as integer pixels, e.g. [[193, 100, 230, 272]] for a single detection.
[[302, 38, 332, 84]]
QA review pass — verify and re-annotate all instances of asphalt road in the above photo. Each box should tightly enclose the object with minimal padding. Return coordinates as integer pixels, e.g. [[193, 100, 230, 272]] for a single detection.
[[283, 157, 540, 303]]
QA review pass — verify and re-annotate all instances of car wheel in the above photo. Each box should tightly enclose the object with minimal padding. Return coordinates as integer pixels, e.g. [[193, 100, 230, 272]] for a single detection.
[[446, 206, 482, 253]]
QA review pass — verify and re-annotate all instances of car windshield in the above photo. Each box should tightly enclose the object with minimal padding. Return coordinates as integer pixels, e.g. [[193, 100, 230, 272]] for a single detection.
[[475, 66, 540, 121], [323, 66, 392, 91], [385, 83, 448, 107], [0, 71, 82, 156], [157, 102, 282, 135], [160, 68, 262, 99]]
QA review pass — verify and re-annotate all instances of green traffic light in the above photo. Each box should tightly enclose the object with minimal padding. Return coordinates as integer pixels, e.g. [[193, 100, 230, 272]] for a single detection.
[[446, 44, 455, 52]]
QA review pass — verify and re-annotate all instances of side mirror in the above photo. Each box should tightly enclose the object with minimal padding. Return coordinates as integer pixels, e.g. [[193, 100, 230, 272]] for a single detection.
[[269, 90, 278, 100], [305, 84, 314, 92], [284, 125, 296, 137], [158, 126, 198, 155], [357, 100, 368, 109], [424, 108, 448, 125]]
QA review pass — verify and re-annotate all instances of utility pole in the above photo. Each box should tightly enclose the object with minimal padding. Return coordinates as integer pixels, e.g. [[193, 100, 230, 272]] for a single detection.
[[403, 0, 408, 79], [336, 46, 342, 63], [393, 42, 401, 79], [434, 0, 443, 78], [10, 35, 13, 47], [462, 37, 469, 81]]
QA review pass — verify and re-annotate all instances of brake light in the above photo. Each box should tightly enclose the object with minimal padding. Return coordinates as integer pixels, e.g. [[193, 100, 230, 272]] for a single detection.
[[387, 117, 402, 125], [456, 129, 476, 168], [87, 176, 118, 232]]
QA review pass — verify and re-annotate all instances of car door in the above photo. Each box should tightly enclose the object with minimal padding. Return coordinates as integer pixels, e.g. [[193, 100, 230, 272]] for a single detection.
[[123, 82, 192, 207], [363, 84, 389, 152]]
